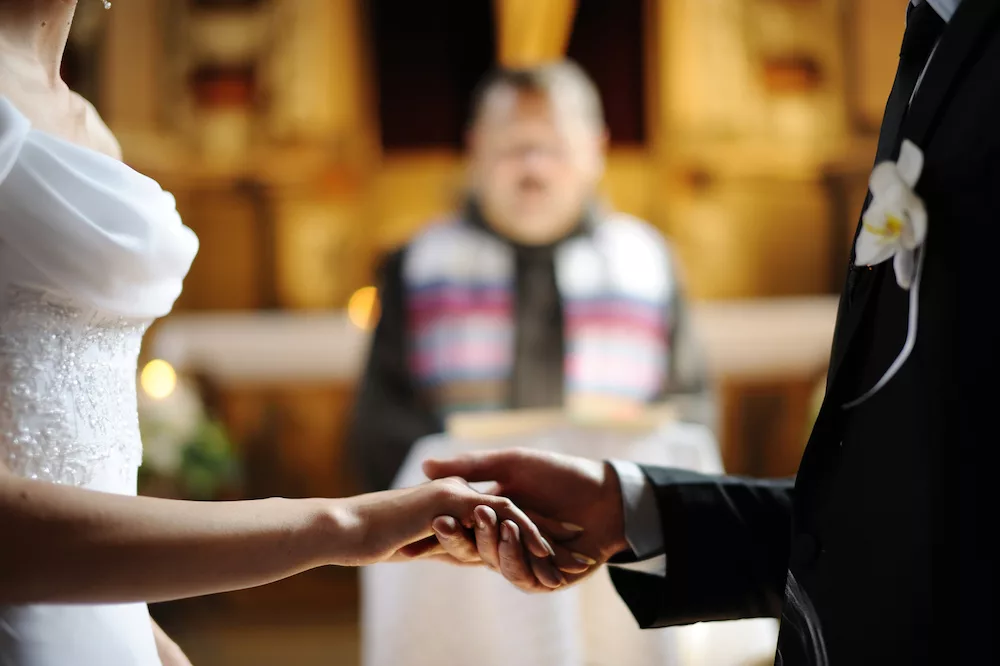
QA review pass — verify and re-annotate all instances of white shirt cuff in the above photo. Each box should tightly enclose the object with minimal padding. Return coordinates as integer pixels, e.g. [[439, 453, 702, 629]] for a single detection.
[[606, 460, 667, 577]]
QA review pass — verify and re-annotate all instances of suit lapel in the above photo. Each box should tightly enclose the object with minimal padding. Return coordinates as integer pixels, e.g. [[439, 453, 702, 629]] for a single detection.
[[824, 0, 1000, 401], [902, 0, 1000, 148]]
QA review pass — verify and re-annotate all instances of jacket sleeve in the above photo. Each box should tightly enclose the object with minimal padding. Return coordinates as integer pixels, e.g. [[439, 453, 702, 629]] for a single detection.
[[347, 249, 443, 492], [610, 467, 793, 627]]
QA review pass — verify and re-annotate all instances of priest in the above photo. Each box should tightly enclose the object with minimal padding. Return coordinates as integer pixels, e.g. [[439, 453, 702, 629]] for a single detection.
[[349, 60, 715, 492]]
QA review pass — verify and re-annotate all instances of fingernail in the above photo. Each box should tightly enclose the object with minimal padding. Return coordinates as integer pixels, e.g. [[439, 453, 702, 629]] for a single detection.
[[572, 552, 597, 566], [538, 561, 566, 588], [527, 537, 556, 560], [433, 517, 457, 535], [500, 522, 510, 542], [474, 506, 492, 531], [561, 522, 585, 533]]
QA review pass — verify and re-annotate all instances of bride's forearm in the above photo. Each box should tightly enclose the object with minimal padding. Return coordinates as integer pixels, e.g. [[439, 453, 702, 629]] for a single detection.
[[0, 464, 559, 605], [0, 472, 352, 604]]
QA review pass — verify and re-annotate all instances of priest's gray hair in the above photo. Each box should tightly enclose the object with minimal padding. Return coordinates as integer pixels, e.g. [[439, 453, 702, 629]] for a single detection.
[[469, 59, 606, 131]]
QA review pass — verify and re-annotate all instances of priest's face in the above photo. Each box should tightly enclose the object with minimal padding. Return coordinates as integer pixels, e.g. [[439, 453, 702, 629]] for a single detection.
[[468, 87, 606, 245]]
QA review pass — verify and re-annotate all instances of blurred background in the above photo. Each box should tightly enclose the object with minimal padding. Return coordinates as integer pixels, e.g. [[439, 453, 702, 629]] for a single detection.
[[69, 0, 904, 664]]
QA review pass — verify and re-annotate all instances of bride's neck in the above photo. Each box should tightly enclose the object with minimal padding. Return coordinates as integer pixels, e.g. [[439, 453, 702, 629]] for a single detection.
[[0, 0, 77, 87]]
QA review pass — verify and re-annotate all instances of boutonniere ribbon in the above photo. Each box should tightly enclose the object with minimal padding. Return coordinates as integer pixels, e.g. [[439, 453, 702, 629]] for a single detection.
[[845, 139, 928, 408]]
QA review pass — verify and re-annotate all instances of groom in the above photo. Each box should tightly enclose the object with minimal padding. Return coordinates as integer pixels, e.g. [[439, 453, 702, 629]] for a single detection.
[[424, 1, 995, 663]]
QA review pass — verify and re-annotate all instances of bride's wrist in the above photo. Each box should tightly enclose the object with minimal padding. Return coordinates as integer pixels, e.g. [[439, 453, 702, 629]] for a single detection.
[[305, 498, 366, 566]]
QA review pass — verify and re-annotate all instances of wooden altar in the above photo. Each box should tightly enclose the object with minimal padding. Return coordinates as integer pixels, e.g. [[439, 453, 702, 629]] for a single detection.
[[149, 295, 837, 498]]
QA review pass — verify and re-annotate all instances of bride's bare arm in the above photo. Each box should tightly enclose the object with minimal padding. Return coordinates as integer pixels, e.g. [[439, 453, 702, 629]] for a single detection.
[[0, 464, 557, 605]]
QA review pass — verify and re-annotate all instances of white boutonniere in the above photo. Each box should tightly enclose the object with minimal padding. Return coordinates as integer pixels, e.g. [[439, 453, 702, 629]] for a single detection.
[[843, 139, 928, 409], [853, 139, 927, 289]]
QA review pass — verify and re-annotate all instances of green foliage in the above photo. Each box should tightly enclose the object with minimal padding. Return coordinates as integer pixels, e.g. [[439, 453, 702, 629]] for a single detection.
[[178, 419, 241, 500]]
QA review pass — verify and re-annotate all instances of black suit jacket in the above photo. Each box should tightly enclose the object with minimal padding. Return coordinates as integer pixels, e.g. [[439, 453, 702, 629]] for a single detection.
[[611, 3, 1000, 664]]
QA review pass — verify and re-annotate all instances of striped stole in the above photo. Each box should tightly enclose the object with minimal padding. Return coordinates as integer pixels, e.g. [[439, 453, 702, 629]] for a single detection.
[[403, 214, 674, 416]]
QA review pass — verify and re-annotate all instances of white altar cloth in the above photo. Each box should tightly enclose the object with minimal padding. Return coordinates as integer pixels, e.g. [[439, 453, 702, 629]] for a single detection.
[[359, 423, 778, 666]]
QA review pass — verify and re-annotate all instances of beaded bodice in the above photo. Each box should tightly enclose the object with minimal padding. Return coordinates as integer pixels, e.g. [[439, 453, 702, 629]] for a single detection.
[[0, 95, 198, 494], [0, 286, 149, 489], [0, 95, 198, 666]]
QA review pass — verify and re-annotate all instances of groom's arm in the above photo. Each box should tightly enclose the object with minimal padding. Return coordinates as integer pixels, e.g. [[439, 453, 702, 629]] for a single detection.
[[609, 466, 793, 627]]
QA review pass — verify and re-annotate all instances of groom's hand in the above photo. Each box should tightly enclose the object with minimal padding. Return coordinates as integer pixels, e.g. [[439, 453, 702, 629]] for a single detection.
[[422, 449, 630, 593]]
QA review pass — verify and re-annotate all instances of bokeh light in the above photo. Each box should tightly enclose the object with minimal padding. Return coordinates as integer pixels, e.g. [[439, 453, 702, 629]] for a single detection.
[[141, 359, 178, 400], [348, 286, 380, 330]]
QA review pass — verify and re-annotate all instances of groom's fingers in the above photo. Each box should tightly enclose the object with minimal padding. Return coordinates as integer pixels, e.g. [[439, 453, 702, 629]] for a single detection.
[[424, 451, 516, 484], [523, 510, 586, 543], [519, 511, 590, 574]]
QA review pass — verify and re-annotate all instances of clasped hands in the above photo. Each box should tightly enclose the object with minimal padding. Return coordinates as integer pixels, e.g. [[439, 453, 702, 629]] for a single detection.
[[401, 449, 630, 593]]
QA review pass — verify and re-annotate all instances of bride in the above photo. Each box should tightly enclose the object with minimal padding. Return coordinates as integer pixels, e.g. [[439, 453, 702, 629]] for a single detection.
[[0, 2, 573, 664]]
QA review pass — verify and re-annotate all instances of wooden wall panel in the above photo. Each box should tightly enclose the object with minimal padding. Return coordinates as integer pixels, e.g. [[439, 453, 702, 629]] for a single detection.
[[720, 376, 819, 478], [217, 384, 359, 500], [846, 0, 906, 131], [171, 186, 272, 311], [664, 174, 833, 299]]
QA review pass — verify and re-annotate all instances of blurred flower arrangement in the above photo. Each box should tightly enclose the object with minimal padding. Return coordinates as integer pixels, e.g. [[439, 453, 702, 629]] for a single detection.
[[137, 361, 241, 500]]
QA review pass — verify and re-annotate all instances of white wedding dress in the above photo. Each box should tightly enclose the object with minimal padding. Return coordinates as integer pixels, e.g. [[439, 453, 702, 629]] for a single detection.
[[0, 97, 198, 665]]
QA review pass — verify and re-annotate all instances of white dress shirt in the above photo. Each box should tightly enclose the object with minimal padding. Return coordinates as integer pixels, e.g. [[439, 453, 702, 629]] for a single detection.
[[919, 0, 960, 23]]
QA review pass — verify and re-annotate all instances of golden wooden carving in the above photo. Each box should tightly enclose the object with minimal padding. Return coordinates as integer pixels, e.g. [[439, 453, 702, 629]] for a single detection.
[[494, 0, 578, 67]]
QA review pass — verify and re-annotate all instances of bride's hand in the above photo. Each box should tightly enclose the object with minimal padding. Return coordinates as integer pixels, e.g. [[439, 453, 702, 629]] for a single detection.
[[327, 477, 559, 573]]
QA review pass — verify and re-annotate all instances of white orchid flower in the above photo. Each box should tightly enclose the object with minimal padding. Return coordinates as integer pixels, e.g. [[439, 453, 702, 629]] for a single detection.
[[854, 139, 928, 289]]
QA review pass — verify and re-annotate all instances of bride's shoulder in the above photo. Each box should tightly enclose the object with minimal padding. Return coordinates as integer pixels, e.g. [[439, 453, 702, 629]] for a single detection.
[[0, 95, 30, 180], [0, 88, 30, 136], [0, 87, 121, 162], [75, 93, 122, 161]]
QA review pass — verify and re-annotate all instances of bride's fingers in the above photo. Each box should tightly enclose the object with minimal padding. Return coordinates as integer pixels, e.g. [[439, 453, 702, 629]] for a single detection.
[[422, 554, 482, 567], [485, 498, 554, 560], [390, 544, 485, 567], [433, 477, 501, 529], [500, 521, 562, 591], [429, 478, 550, 562], [460, 482, 502, 528], [396, 534, 442, 559], [430, 516, 480, 563], [472, 506, 502, 570]]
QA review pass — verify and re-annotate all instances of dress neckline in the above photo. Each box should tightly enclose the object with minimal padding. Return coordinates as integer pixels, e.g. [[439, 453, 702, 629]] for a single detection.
[[0, 94, 200, 321], [29, 122, 121, 163], [1, 95, 128, 166]]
